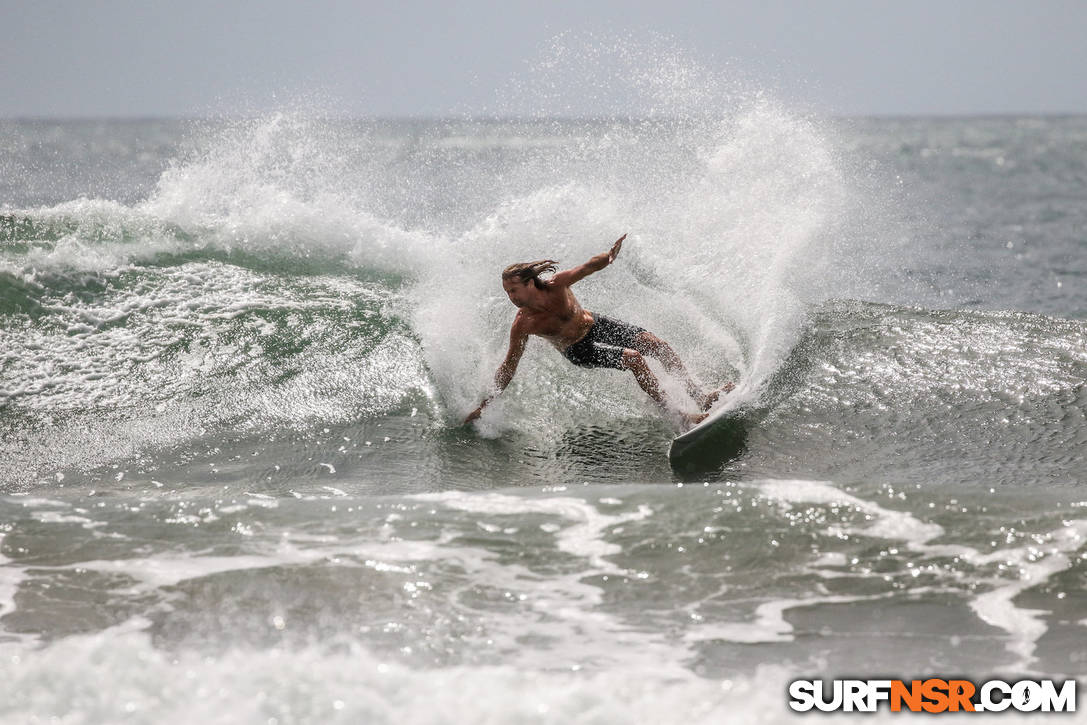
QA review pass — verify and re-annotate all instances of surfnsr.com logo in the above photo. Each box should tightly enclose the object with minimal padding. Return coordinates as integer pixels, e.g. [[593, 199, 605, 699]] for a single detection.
[[788, 679, 1076, 713]]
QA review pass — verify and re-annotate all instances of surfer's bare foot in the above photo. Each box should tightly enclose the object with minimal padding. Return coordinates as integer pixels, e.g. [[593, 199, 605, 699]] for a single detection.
[[698, 382, 735, 412]]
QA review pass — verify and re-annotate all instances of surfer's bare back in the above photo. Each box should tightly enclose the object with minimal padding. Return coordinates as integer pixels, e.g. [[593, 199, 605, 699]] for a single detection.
[[465, 234, 732, 426]]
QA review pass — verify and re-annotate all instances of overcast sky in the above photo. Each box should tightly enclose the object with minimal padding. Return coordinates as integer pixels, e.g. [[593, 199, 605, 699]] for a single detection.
[[2, 0, 1085, 118]]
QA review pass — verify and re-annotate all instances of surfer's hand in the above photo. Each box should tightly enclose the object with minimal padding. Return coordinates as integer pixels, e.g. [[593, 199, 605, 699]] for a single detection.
[[464, 406, 484, 424], [608, 234, 626, 263]]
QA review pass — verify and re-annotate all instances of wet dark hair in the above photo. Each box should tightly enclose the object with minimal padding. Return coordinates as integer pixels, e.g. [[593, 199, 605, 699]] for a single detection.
[[502, 260, 557, 290]]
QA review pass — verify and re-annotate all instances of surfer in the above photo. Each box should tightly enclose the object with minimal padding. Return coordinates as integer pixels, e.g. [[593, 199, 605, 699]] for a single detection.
[[465, 234, 732, 426]]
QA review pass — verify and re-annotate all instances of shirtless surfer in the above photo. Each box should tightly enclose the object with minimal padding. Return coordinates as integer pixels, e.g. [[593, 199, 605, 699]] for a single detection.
[[465, 234, 733, 427]]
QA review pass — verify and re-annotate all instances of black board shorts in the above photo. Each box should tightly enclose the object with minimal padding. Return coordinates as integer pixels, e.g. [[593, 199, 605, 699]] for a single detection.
[[561, 314, 647, 370]]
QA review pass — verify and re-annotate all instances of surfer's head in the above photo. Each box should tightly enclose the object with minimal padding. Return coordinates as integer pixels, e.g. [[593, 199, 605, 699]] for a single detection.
[[501, 260, 556, 306]]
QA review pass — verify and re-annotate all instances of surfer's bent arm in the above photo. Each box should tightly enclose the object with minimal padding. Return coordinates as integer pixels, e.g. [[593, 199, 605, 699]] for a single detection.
[[550, 233, 626, 287], [464, 318, 530, 423]]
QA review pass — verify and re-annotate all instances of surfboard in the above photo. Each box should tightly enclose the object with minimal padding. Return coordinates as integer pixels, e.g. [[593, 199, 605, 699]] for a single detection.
[[668, 399, 745, 461]]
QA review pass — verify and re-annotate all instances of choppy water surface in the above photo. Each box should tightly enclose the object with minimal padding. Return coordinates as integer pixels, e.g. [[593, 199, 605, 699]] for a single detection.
[[2, 94, 1086, 721]]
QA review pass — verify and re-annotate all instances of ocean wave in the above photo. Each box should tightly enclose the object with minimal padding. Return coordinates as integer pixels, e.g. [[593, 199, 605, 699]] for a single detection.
[[2, 289, 1084, 491]]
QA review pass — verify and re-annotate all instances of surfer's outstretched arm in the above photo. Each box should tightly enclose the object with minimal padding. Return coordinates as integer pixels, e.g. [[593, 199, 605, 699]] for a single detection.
[[549, 234, 625, 287], [465, 317, 530, 423]]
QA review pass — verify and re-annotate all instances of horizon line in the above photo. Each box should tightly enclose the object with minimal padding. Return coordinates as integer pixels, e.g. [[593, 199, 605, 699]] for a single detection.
[[2, 110, 1087, 123]]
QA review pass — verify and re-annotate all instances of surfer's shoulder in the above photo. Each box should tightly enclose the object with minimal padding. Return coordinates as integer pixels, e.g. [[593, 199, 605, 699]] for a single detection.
[[510, 309, 534, 334]]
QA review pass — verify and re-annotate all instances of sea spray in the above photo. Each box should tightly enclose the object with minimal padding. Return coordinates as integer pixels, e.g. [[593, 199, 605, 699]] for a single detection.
[[413, 113, 850, 425], [0, 52, 857, 483]]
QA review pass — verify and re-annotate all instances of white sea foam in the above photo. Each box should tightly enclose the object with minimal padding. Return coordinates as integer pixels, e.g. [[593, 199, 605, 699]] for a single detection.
[[415, 490, 651, 569], [0, 534, 22, 622], [756, 479, 1087, 671], [65, 537, 491, 593], [759, 479, 945, 548], [967, 520, 1087, 671], [0, 624, 1050, 725], [0, 624, 788, 725]]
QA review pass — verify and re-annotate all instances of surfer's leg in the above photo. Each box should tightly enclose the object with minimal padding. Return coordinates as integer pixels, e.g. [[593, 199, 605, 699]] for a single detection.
[[620, 348, 668, 409], [631, 332, 708, 404], [621, 348, 706, 426]]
